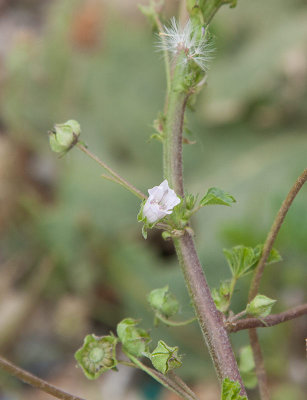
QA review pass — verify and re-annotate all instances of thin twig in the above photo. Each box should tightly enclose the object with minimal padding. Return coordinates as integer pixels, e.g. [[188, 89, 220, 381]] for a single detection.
[[249, 168, 307, 301], [247, 168, 307, 400], [227, 304, 307, 332], [249, 329, 270, 400], [125, 352, 199, 400], [77, 143, 147, 200], [0, 355, 85, 400]]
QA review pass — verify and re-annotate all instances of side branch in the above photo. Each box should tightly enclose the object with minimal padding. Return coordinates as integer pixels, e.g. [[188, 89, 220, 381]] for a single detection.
[[0, 355, 85, 400], [249, 168, 307, 301], [227, 304, 307, 333]]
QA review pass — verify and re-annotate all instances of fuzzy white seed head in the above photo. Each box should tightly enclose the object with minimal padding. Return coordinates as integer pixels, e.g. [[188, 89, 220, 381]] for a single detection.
[[157, 17, 214, 71]]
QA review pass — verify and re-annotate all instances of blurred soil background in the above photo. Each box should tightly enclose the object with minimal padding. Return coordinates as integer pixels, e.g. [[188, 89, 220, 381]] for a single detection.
[[0, 0, 306, 399]]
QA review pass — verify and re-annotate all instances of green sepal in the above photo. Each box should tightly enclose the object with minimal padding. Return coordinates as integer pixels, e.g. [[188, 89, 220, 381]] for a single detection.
[[221, 378, 247, 400], [200, 187, 236, 207], [142, 225, 148, 239], [147, 286, 179, 318], [185, 193, 198, 210], [149, 340, 182, 374], [117, 318, 150, 357], [75, 334, 118, 380], [246, 294, 276, 318]]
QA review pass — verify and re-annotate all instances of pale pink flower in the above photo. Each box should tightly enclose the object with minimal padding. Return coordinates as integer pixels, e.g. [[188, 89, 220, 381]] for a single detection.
[[143, 180, 181, 224]]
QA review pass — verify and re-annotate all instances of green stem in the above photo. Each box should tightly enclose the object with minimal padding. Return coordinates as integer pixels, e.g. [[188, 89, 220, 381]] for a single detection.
[[77, 143, 146, 200], [125, 352, 199, 400], [156, 313, 197, 327]]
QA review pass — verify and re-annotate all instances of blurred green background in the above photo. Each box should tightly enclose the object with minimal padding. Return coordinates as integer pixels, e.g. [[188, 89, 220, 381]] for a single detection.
[[0, 0, 306, 399]]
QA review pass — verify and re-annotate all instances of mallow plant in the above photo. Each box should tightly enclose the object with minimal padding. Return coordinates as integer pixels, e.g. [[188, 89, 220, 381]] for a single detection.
[[1, 1, 306, 400]]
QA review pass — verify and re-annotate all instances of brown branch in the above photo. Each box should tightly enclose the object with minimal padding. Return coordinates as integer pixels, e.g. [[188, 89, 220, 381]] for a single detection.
[[247, 168, 307, 400], [227, 304, 307, 333], [249, 168, 307, 301], [249, 329, 270, 400], [0, 355, 86, 400]]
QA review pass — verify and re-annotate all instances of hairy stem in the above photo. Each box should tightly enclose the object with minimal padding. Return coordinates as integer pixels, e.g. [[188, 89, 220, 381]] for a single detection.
[[0, 355, 85, 400], [163, 53, 247, 396], [174, 233, 246, 391], [247, 168, 307, 400], [249, 329, 270, 400], [249, 168, 307, 301], [227, 303, 307, 332]]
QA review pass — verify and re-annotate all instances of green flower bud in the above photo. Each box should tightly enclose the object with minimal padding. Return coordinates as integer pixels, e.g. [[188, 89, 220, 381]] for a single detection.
[[49, 119, 81, 154], [117, 318, 150, 357], [246, 294, 276, 317], [185, 193, 197, 210], [147, 286, 179, 318], [75, 334, 117, 380], [212, 280, 231, 313], [150, 340, 182, 374]]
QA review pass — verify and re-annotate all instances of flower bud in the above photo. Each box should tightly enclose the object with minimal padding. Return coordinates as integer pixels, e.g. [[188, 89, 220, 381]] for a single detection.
[[147, 286, 179, 318], [117, 318, 150, 357], [49, 119, 81, 153], [150, 340, 182, 374], [75, 334, 117, 380], [246, 294, 276, 317]]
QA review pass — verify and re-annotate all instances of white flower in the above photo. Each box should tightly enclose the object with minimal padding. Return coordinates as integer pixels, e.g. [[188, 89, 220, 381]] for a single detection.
[[143, 180, 181, 224], [157, 17, 214, 71]]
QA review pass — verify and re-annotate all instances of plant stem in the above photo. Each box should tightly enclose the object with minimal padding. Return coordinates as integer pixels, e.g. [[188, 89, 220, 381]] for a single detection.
[[163, 59, 188, 197], [0, 355, 85, 400], [163, 56, 246, 395], [77, 143, 147, 200], [247, 168, 307, 400], [174, 233, 246, 393], [249, 329, 270, 400], [227, 303, 307, 332], [249, 168, 307, 301], [125, 352, 199, 400]]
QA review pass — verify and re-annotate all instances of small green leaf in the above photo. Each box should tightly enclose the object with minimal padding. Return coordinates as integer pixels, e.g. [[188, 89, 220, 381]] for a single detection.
[[223, 246, 256, 278], [200, 188, 236, 207], [253, 244, 282, 265], [147, 286, 179, 318], [221, 378, 247, 400], [149, 340, 182, 374], [117, 318, 150, 357], [246, 294, 276, 317], [75, 334, 117, 380]]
